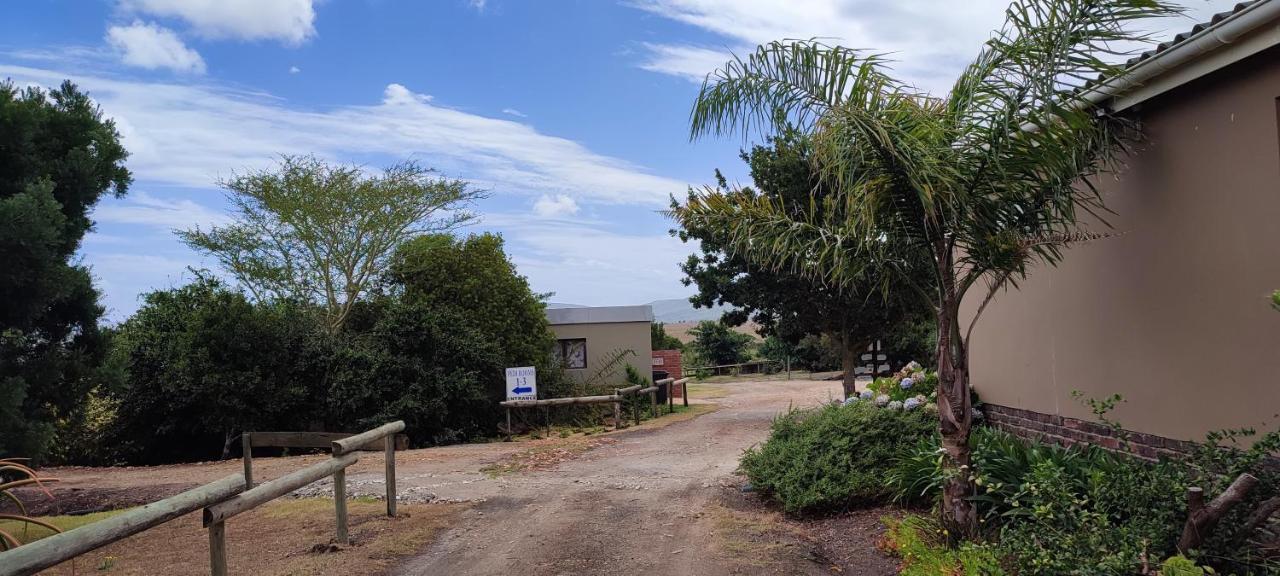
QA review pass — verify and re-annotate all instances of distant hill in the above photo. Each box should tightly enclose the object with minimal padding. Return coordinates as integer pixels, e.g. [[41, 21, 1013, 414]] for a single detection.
[[645, 298, 728, 323], [544, 298, 733, 324], [545, 299, 737, 326]]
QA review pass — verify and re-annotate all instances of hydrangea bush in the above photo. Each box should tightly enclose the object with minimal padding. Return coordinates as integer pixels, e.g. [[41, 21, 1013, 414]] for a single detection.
[[865, 361, 939, 404]]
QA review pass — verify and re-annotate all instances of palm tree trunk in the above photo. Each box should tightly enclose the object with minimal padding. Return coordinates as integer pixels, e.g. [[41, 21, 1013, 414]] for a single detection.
[[935, 245, 977, 539]]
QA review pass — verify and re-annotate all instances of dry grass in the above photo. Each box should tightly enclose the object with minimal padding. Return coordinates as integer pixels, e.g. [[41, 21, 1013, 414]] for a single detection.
[[662, 321, 761, 344], [23, 498, 466, 575], [707, 500, 809, 568]]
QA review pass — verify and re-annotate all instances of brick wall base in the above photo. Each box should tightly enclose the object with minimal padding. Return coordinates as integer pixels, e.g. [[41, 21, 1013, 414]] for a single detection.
[[652, 349, 683, 397], [983, 404, 1194, 461]]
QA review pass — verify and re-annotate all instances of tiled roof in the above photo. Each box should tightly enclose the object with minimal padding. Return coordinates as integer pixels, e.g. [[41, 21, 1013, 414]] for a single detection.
[[1123, 1, 1260, 68], [1083, 1, 1264, 94]]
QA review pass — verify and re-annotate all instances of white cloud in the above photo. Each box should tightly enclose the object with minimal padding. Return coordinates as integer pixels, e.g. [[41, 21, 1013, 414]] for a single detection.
[[629, 0, 1247, 94], [482, 214, 695, 306], [106, 21, 206, 74], [0, 64, 688, 206], [468, 0, 488, 12], [289, 65, 301, 74], [636, 42, 733, 82], [501, 107, 526, 118], [532, 194, 579, 218], [118, 0, 316, 44], [93, 191, 231, 231]]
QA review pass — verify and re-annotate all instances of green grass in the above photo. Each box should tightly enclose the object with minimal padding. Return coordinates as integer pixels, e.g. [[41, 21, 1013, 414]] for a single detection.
[[0, 509, 126, 545]]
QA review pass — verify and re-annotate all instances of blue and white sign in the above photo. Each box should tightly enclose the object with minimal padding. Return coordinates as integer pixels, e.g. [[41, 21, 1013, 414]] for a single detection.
[[505, 366, 537, 401]]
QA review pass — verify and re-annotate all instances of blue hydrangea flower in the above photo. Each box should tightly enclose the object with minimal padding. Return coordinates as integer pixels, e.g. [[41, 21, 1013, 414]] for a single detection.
[[843, 396, 859, 405], [905, 361, 923, 372], [900, 377, 914, 390], [860, 390, 874, 400], [874, 394, 890, 407], [903, 397, 922, 411], [887, 400, 904, 411]]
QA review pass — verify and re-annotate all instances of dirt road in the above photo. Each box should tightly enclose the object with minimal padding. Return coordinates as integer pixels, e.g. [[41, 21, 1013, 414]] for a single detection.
[[387, 378, 843, 576], [30, 379, 889, 575]]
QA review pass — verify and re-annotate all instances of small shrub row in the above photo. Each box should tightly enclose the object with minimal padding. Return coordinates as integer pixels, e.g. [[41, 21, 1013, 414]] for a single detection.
[[889, 425, 1280, 574], [739, 400, 936, 514]]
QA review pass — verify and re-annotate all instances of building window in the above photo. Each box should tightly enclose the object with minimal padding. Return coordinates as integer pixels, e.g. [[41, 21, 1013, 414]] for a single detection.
[[554, 339, 587, 369]]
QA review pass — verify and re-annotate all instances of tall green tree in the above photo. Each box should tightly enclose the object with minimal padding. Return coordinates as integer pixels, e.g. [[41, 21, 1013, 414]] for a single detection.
[[384, 233, 556, 379], [688, 321, 753, 366], [651, 322, 684, 351], [108, 278, 326, 464], [675, 129, 931, 395], [0, 81, 131, 460], [179, 155, 483, 335], [672, 0, 1176, 534]]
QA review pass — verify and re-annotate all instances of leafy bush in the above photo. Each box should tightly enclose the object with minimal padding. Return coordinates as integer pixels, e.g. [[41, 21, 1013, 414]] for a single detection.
[[687, 320, 753, 366], [107, 278, 328, 464], [327, 298, 504, 446], [891, 426, 1279, 574], [881, 515, 1005, 575], [740, 401, 935, 514]]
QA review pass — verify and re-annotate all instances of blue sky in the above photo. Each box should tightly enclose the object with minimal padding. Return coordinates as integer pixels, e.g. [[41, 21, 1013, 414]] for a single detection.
[[1, 0, 1236, 321]]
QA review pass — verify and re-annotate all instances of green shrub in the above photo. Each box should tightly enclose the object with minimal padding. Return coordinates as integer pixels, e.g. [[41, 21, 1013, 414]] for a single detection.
[[881, 516, 1005, 575], [868, 372, 938, 403], [891, 426, 1280, 574], [739, 401, 935, 514], [1160, 555, 1213, 576]]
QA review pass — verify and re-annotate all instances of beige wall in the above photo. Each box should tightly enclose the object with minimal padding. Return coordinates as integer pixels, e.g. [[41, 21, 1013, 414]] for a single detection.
[[965, 46, 1280, 442], [549, 321, 652, 387]]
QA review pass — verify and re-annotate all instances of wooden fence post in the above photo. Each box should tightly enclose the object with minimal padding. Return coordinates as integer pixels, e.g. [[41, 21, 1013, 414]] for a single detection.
[[683, 381, 689, 407], [385, 435, 397, 518], [649, 390, 657, 419], [334, 468, 348, 544], [613, 393, 622, 430], [668, 382, 673, 413], [209, 521, 227, 576], [241, 433, 253, 488]]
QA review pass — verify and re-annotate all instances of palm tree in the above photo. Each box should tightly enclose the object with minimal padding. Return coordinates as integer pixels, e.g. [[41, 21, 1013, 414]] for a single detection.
[[672, 0, 1178, 536]]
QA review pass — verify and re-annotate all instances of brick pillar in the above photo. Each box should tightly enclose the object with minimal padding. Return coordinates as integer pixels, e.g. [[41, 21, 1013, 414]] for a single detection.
[[651, 350, 683, 396]]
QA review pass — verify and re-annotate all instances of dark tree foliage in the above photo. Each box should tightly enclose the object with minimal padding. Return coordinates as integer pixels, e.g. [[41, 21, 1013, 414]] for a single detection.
[[651, 322, 684, 351], [673, 130, 930, 394], [687, 320, 753, 366], [0, 81, 131, 461], [108, 278, 326, 464], [384, 233, 558, 392], [327, 298, 505, 446]]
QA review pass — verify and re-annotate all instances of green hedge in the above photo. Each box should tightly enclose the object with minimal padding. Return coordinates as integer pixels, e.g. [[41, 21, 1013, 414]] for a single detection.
[[740, 401, 935, 514]]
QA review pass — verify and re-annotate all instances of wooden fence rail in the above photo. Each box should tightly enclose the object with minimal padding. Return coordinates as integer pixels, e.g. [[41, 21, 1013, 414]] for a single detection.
[[0, 420, 405, 576], [208, 420, 404, 576], [499, 378, 693, 438], [0, 474, 246, 576]]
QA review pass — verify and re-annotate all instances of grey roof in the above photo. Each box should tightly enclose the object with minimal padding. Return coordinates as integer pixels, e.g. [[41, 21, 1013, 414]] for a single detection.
[[1085, 1, 1263, 93], [1124, 1, 1260, 69], [545, 305, 654, 325]]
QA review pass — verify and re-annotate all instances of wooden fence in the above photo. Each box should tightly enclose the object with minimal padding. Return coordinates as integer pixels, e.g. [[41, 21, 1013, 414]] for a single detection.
[[499, 378, 690, 437], [0, 421, 405, 576]]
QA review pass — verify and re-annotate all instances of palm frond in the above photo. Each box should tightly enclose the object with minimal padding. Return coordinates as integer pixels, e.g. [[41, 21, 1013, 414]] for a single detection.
[[690, 40, 894, 140]]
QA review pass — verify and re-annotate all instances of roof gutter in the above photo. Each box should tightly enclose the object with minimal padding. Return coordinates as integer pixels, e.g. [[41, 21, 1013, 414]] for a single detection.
[[1084, 0, 1280, 111]]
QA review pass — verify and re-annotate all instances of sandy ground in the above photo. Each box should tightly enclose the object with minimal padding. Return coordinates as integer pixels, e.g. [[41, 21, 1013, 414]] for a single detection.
[[22, 379, 900, 576]]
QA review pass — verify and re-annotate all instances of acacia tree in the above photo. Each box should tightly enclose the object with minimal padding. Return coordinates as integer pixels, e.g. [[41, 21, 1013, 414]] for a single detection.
[[675, 129, 931, 395], [672, 0, 1176, 535], [180, 155, 483, 335]]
